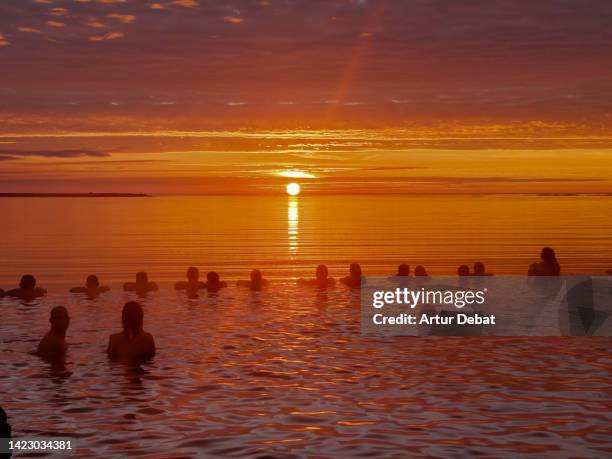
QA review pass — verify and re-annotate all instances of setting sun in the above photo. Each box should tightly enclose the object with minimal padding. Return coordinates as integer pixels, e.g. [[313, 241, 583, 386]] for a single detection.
[[286, 182, 301, 196]]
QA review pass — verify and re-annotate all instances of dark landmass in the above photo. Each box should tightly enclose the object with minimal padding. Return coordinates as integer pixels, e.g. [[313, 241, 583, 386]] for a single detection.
[[0, 193, 150, 198]]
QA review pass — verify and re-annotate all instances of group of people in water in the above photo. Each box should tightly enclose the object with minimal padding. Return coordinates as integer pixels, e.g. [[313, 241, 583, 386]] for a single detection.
[[0, 247, 569, 364], [0, 247, 567, 301], [34, 301, 155, 364]]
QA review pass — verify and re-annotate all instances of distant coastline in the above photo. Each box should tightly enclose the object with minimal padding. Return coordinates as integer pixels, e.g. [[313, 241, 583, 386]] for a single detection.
[[0, 193, 150, 198]]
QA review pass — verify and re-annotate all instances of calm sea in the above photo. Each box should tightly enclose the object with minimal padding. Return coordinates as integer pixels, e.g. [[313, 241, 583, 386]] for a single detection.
[[1, 195, 611, 285], [1, 195, 611, 457]]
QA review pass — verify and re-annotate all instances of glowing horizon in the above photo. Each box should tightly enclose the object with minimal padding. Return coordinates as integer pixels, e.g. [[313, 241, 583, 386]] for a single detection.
[[0, 1, 611, 195]]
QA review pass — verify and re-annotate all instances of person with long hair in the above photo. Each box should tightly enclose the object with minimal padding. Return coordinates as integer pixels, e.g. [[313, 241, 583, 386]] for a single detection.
[[107, 301, 156, 362], [528, 247, 561, 276]]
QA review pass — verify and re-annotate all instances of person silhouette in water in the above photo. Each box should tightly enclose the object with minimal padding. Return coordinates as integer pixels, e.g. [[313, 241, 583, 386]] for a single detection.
[[5, 275, 46, 300], [298, 264, 335, 289], [36, 306, 70, 361], [174, 267, 206, 294], [341, 263, 363, 288], [205, 271, 227, 293], [0, 288, 4, 298], [237, 269, 269, 291], [473, 261, 492, 276], [396, 264, 410, 277], [414, 265, 428, 277], [0, 406, 11, 459], [528, 247, 561, 276], [70, 274, 110, 297], [107, 301, 156, 362], [457, 265, 470, 276], [123, 272, 158, 296]]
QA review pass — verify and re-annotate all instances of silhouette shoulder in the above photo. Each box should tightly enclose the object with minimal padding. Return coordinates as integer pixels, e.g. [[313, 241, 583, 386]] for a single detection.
[[174, 281, 187, 290]]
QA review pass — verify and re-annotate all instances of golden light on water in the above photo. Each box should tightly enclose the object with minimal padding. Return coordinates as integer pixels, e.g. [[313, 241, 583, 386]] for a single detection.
[[286, 182, 301, 196], [287, 197, 299, 254]]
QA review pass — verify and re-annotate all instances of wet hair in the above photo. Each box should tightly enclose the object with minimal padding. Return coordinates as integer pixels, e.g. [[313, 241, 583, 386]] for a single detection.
[[187, 267, 199, 282], [457, 265, 470, 276], [473, 262, 485, 275], [316, 264, 328, 279], [50, 306, 69, 321], [250, 269, 262, 283], [0, 406, 7, 424], [349, 263, 362, 277], [397, 264, 410, 276], [50, 306, 70, 333], [135, 272, 149, 284], [414, 265, 428, 276], [122, 301, 144, 335], [207, 271, 220, 283], [19, 274, 36, 290], [540, 247, 556, 263], [86, 274, 99, 288]]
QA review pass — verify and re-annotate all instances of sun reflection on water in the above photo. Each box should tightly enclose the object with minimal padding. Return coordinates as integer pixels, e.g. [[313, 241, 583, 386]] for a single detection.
[[288, 196, 299, 254]]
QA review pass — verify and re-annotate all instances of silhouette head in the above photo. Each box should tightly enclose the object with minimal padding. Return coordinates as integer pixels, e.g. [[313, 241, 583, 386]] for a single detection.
[[250, 269, 263, 283], [207, 271, 220, 284], [414, 265, 428, 277], [187, 267, 199, 282], [19, 274, 37, 290], [349, 263, 362, 278], [457, 265, 470, 276], [540, 247, 556, 262], [50, 306, 70, 335], [86, 274, 100, 289], [135, 272, 149, 284], [473, 262, 486, 276], [397, 264, 410, 276], [316, 264, 329, 281], [122, 301, 144, 335]]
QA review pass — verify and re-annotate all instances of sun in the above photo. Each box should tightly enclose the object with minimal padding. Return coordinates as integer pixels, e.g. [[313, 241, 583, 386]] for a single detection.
[[286, 182, 301, 196]]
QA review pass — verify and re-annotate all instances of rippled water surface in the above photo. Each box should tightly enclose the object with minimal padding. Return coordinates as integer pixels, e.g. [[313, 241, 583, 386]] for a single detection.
[[1, 195, 611, 457]]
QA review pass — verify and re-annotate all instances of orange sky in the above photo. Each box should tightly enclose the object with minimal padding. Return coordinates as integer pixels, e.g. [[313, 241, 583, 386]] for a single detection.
[[1, 1, 611, 194]]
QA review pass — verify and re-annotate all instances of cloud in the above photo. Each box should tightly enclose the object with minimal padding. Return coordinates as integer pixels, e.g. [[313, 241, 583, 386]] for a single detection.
[[87, 19, 106, 28], [89, 31, 124, 41], [0, 33, 9, 46], [17, 27, 42, 33], [173, 0, 198, 8], [75, 0, 127, 3], [0, 149, 111, 160], [46, 20, 65, 27], [106, 13, 136, 24], [224, 16, 243, 24], [227, 101, 247, 106], [150, 3, 165, 9], [49, 8, 69, 17]]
